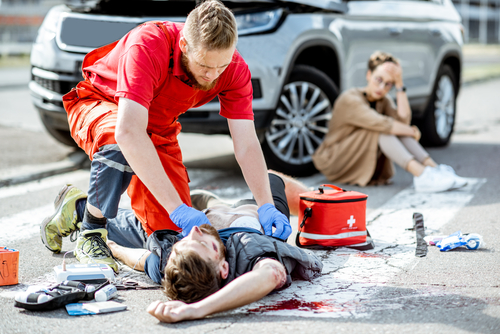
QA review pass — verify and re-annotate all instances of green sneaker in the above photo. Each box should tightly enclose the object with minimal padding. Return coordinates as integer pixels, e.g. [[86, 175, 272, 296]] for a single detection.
[[74, 228, 119, 274], [40, 185, 87, 253]]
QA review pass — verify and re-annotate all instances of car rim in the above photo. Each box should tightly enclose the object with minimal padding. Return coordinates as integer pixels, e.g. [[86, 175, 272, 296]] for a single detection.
[[265, 81, 332, 165], [434, 75, 455, 140]]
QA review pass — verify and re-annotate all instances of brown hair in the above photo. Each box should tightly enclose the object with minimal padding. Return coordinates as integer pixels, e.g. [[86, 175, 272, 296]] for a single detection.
[[184, 0, 238, 53], [367, 51, 399, 72], [162, 224, 226, 303]]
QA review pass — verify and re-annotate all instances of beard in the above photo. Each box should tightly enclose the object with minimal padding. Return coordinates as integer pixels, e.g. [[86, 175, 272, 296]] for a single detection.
[[181, 53, 219, 91]]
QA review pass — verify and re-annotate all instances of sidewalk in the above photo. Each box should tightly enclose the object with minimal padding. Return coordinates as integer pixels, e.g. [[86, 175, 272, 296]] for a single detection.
[[0, 55, 30, 89], [462, 44, 500, 85]]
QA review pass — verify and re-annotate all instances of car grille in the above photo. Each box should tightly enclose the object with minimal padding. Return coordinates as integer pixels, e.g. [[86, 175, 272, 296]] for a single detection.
[[32, 75, 79, 95], [251, 79, 262, 99]]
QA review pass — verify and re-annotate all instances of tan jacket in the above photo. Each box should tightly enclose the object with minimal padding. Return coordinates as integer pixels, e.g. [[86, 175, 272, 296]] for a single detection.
[[312, 88, 411, 186]]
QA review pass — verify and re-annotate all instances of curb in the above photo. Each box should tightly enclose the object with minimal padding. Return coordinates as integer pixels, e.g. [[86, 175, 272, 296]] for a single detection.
[[0, 151, 89, 188], [462, 73, 500, 87]]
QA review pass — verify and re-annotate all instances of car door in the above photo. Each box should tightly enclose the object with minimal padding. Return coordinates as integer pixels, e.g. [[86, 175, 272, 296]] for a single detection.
[[336, 0, 447, 104]]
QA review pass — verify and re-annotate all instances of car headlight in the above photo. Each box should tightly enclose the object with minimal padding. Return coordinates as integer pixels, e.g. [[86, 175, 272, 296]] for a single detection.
[[235, 8, 283, 36], [35, 5, 67, 44]]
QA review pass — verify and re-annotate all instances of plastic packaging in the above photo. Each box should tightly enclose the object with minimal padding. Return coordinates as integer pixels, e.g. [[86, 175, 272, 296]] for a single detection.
[[15, 292, 53, 303], [435, 231, 484, 251], [424, 235, 447, 246], [85, 285, 96, 293], [94, 284, 117, 302], [436, 231, 465, 251], [464, 233, 484, 250]]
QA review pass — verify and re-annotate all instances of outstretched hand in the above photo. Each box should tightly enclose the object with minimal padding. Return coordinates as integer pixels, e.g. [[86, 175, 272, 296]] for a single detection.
[[258, 203, 292, 240], [147, 300, 199, 323], [169, 203, 211, 237]]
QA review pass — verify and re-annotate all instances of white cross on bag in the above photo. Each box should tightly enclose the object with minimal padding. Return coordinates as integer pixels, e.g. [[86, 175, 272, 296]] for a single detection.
[[347, 215, 356, 228]]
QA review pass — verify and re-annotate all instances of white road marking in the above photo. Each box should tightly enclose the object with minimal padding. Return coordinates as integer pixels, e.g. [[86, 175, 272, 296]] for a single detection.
[[1, 177, 486, 316], [0, 204, 53, 245], [0, 170, 89, 200], [233, 178, 486, 318], [0, 171, 90, 245]]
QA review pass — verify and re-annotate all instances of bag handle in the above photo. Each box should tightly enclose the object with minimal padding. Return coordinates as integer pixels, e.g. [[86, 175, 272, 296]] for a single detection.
[[318, 184, 346, 194], [295, 207, 312, 248], [299, 207, 312, 229]]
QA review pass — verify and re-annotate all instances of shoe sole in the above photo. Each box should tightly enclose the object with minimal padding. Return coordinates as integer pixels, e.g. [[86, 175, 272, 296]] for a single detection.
[[449, 179, 468, 190], [416, 179, 468, 193], [40, 184, 73, 253], [414, 185, 461, 193]]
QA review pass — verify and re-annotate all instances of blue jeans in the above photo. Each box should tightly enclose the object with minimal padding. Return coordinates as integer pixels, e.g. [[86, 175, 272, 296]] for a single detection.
[[107, 209, 148, 248]]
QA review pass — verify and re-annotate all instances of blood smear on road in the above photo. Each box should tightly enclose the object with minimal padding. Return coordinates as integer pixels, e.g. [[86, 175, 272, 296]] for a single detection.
[[248, 299, 342, 313]]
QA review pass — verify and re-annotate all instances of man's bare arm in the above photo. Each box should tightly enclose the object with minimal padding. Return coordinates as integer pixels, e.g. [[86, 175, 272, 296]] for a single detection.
[[228, 119, 274, 207], [107, 241, 150, 271], [115, 97, 183, 213], [147, 258, 286, 323]]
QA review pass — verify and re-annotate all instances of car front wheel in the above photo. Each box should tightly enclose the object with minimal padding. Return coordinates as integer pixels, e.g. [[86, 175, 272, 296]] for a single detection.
[[262, 65, 338, 176], [420, 64, 457, 146]]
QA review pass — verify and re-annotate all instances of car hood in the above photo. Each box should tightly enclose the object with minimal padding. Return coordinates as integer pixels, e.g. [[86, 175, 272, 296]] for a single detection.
[[229, 0, 346, 12], [65, 0, 346, 13]]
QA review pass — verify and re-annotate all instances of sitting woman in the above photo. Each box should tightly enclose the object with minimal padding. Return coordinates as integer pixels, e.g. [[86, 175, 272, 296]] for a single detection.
[[312, 51, 466, 193]]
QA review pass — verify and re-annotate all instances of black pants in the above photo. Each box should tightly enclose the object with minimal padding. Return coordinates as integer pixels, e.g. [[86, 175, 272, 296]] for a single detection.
[[232, 174, 289, 220]]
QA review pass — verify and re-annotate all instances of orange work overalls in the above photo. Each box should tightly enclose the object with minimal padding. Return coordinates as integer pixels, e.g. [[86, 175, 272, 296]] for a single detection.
[[63, 22, 197, 235]]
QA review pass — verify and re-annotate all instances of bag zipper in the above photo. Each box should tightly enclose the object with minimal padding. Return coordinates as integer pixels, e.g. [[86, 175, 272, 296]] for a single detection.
[[299, 197, 367, 204]]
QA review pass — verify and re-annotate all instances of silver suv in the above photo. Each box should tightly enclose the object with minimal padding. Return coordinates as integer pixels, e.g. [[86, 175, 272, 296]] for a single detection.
[[30, 0, 463, 176]]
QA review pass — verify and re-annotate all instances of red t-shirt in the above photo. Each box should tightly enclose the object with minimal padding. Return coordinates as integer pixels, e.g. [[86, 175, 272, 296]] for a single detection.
[[84, 21, 254, 130]]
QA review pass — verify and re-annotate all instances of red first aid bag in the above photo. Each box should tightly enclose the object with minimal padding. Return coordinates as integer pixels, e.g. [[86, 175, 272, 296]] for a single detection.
[[296, 185, 373, 250]]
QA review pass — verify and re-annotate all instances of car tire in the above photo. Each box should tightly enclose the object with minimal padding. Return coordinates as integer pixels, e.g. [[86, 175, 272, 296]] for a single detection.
[[419, 64, 457, 147], [262, 64, 339, 176], [40, 115, 78, 148]]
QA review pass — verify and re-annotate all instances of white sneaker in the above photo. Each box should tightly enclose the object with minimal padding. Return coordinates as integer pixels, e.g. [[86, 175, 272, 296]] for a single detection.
[[437, 164, 468, 189], [414, 166, 455, 193]]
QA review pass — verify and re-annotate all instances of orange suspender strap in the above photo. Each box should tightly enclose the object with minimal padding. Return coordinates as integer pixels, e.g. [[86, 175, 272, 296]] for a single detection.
[[149, 20, 172, 47]]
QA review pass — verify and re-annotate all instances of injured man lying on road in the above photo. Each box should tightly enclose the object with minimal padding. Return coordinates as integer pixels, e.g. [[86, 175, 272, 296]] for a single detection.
[[106, 172, 323, 323]]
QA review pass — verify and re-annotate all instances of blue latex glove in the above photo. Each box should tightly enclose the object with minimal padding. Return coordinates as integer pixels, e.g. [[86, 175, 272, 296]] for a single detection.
[[258, 203, 292, 240], [170, 204, 211, 237]]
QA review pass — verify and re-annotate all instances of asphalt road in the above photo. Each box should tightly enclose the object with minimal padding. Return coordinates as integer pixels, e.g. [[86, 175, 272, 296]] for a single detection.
[[0, 75, 499, 333]]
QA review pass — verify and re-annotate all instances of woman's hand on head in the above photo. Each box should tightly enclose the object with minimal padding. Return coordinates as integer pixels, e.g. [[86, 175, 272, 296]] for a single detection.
[[381, 62, 403, 87], [147, 300, 200, 323]]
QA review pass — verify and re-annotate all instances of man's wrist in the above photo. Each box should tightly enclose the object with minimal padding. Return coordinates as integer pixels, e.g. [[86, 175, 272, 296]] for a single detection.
[[192, 299, 215, 319]]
